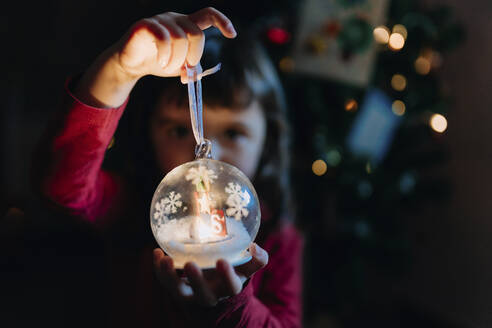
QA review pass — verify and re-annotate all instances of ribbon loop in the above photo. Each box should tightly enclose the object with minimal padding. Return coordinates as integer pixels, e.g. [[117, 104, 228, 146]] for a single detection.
[[185, 62, 221, 157]]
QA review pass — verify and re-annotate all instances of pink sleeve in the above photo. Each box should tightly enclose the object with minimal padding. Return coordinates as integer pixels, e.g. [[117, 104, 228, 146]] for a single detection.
[[212, 225, 303, 327], [39, 78, 128, 224]]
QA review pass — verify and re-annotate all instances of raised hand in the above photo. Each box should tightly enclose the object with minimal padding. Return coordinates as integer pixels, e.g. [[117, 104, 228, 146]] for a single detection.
[[115, 7, 236, 79], [74, 7, 236, 108]]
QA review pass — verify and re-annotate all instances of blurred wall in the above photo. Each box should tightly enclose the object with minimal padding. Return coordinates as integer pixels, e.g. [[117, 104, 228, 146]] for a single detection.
[[402, 1, 492, 327], [1, 1, 141, 201]]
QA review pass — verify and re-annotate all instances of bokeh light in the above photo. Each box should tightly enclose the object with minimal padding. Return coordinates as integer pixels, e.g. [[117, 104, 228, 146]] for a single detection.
[[421, 48, 442, 68], [345, 99, 358, 112], [392, 100, 406, 116], [279, 57, 295, 72], [267, 27, 291, 44], [392, 24, 408, 40], [415, 56, 431, 75], [391, 74, 407, 91], [388, 33, 405, 51], [312, 159, 328, 176], [326, 149, 342, 167], [373, 26, 390, 44], [430, 114, 448, 133]]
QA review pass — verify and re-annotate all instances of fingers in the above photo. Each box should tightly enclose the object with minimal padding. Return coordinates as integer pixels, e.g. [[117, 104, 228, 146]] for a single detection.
[[184, 262, 217, 306], [153, 248, 165, 274], [188, 7, 237, 38], [140, 18, 172, 68], [236, 243, 269, 278], [120, 8, 235, 78], [120, 17, 173, 75], [175, 17, 205, 66], [153, 249, 183, 298], [216, 259, 243, 296], [153, 16, 188, 74]]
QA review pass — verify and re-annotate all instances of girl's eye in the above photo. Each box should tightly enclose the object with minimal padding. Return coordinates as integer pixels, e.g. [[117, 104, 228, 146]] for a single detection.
[[224, 128, 244, 141], [169, 125, 190, 138]]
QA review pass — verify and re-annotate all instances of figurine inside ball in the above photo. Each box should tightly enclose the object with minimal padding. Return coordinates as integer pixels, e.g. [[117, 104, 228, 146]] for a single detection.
[[150, 158, 261, 269]]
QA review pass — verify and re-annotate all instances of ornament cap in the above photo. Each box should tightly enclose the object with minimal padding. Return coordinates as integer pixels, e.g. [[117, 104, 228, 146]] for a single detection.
[[195, 139, 213, 159]]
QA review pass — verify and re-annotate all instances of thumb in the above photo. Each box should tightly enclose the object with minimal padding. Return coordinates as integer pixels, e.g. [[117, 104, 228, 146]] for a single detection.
[[236, 243, 268, 278]]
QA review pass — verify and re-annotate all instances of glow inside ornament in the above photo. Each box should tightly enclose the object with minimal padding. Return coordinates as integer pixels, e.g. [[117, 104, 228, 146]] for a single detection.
[[150, 63, 261, 269]]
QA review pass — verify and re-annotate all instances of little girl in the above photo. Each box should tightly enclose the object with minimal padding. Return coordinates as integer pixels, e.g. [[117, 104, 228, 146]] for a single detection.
[[38, 7, 302, 327]]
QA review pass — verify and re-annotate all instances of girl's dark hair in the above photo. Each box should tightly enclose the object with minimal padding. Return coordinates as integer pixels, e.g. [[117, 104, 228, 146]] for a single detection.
[[123, 29, 293, 239]]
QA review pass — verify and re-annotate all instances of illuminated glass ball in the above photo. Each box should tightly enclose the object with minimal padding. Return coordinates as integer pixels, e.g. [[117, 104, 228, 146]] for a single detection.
[[150, 158, 261, 269]]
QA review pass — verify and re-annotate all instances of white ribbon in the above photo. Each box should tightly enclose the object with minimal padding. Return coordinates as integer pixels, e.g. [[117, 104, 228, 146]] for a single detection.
[[185, 63, 221, 146]]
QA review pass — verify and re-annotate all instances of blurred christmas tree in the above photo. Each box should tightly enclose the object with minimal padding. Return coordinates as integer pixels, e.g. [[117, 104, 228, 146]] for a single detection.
[[278, 1, 464, 326], [142, 0, 464, 326]]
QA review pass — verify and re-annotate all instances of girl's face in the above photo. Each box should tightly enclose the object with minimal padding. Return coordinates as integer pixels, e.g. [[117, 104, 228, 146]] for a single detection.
[[150, 98, 267, 180]]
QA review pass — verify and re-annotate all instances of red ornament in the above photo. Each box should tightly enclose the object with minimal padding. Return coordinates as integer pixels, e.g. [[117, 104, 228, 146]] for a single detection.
[[267, 27, 290, 44], [324, 21, 341, 37]]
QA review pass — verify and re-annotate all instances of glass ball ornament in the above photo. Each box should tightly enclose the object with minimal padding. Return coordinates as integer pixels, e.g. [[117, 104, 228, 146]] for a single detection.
[[150, 142, 261, 269]]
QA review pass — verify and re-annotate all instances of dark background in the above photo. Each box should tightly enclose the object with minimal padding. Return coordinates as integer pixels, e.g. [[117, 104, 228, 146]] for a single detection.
[[1, 0, 492, 327]]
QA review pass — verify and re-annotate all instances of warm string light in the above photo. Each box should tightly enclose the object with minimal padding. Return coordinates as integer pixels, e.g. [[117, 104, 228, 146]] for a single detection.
[[392, 100, 406, 116], [374, 24, 407, 51], [429, 114, 448, 133], [392, 24, 408, 40], [391, 74, 407, 91], [415, 56, 431, 75], [388, 33, 405, 51], [415, 49, 441, 75], [422, 48, 443, 69], [344, 99, 358, 112], [373, 26, 390, 44], [312, 159, 328, 176]]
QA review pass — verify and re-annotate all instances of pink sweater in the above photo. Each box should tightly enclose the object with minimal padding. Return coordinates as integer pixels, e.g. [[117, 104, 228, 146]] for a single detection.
[[39, 80, 303, 327]]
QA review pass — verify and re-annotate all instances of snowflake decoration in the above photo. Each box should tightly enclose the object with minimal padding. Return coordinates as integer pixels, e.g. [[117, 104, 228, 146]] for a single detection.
[[161, 191, 183, 214], [225, 182, 242, 195], [153, 200, 169, 228], [185, 165, 217, 190], [225, 182, 251, 221]]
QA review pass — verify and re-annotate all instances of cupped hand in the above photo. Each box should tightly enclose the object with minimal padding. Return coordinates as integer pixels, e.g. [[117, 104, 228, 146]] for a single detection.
[[153, 243, 268, 307], [113, 7, 236, 80]]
